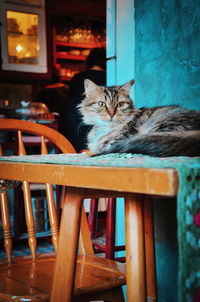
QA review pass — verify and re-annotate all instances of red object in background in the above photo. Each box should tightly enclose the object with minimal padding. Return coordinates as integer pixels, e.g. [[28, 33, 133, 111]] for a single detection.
[[193, 287, 200, 302], [194, 209, 200, 228]]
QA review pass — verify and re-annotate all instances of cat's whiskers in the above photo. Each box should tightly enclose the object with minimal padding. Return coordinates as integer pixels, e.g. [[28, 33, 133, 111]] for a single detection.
[[76, 121, 85, 136]]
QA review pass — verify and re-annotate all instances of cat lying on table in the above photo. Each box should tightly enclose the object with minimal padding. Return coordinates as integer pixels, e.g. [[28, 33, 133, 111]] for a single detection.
[[78, 79, 200, 157]]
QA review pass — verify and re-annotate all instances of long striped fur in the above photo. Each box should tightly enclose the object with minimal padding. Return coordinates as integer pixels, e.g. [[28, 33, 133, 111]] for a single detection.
[[78, 79, 200, 157]]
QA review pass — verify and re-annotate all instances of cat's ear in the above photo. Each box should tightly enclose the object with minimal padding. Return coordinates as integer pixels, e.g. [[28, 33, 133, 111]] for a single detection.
[[84, 79, 100, 97], [120, 79, 135, 93]]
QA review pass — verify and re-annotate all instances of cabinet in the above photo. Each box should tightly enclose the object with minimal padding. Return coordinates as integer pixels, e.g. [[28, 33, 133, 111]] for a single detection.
[[0, 0, 47, 73], [52, 17, 106, 82]]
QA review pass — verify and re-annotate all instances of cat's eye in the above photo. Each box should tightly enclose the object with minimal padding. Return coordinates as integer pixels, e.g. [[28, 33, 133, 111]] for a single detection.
[[117, 102, 124, 107], [98, 101, 106, 107]]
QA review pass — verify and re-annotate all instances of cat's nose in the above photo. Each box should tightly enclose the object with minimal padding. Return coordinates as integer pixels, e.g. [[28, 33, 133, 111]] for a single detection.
[[107, 110, 116, 118]]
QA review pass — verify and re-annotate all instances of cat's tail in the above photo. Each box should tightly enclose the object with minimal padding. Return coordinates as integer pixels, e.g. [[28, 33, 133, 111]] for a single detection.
[[98, 131, 200, 157]]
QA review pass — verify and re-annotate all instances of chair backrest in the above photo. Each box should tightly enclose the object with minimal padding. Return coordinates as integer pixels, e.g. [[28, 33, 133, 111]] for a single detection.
[[0, 118, 75, 154], [0, 119, 93, 262]]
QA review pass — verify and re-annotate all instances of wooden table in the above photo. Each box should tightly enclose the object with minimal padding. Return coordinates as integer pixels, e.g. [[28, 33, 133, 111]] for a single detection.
[[0, 159, 179, 302]]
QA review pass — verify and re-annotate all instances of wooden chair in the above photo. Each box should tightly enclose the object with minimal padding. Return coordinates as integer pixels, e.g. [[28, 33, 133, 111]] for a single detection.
[[88, 197, 125, 261], [0, 119, 126, 302], [0, 119, 75, 261]]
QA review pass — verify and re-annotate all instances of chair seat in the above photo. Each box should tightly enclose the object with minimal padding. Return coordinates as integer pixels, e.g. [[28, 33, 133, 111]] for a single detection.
[[0, 253, 126, 301]]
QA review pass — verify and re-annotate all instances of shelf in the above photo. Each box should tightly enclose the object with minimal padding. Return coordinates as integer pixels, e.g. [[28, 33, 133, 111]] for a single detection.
[[56, 53, 86, 61], [55, 40, 105, 49], [8, 31, 37, 37], [52, 21, 106, 83], [60, 76, 73, 82]]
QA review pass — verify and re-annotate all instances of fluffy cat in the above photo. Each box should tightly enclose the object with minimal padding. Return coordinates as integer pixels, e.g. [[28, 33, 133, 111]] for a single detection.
[[78, 79, 200, 157]]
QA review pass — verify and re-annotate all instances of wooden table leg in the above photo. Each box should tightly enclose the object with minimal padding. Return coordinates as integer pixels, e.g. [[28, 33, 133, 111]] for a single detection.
[[51, 187, 83, 302], [125, 194, 146, 302], [144, 197, 157, 302]]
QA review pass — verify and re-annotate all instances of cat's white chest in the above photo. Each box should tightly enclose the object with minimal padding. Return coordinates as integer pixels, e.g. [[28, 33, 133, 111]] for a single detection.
[[88, 126, 111, 152]]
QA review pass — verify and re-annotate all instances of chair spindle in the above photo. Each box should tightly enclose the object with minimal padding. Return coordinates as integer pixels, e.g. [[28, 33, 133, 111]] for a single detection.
[[41, 136, 59, 252], [18, 130, 37, 260], [0, 144, 12, 262]]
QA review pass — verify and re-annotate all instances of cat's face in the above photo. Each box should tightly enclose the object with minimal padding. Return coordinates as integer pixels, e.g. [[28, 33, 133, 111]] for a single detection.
[[78, 79, 135, 126]]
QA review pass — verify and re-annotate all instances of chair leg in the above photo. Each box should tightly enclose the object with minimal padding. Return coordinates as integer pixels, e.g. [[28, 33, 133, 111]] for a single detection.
[[144, 197, 157, 302], [105, 198, 116, 259], [88, 197, 125, 260], [0, 192, 12, 262], [79, 206, 94, 255], [87, 198, 99, 239], [51, 187, 83, 302]]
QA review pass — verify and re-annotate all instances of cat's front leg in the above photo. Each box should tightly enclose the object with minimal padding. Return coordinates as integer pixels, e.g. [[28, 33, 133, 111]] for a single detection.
[[88, 133, 115, 154], [91, 130, 131, 154], [89, 121, 138, 154]]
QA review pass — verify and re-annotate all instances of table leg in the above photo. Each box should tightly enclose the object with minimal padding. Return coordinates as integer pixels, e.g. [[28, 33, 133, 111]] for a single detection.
[[51, 187, 83, 302], [125, 194, 146, 302], [144, 197, 157, 302]]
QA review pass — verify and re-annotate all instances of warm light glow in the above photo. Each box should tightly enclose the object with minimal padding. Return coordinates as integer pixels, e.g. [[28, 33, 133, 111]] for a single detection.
[[7, 10, 39, 64], [25, 52, 31, 57], [16, 44, 23, 52]]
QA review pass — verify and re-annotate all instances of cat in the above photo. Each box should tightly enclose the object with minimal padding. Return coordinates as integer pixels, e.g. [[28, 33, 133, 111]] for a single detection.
[[77, 79, 200, 157]]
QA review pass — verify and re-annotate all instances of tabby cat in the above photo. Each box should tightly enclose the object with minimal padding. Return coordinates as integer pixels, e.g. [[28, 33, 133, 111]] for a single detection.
[[78, 79, 200, 157]]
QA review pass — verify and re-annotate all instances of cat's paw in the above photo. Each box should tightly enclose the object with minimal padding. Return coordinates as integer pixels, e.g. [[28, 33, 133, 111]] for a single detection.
[[89, 132, 122, 154], [95, 140, 114, 154], [85, 151, 95, 156]]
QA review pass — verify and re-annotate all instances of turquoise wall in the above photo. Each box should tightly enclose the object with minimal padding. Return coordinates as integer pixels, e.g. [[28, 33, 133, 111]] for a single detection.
[[134, 0, 200, 111], [134, 2, 200, 300]]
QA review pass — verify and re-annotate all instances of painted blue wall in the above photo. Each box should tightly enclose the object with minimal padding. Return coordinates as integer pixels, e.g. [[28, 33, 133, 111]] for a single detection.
[[133, 2, 200, 300], [134, 0, 200, 111]]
